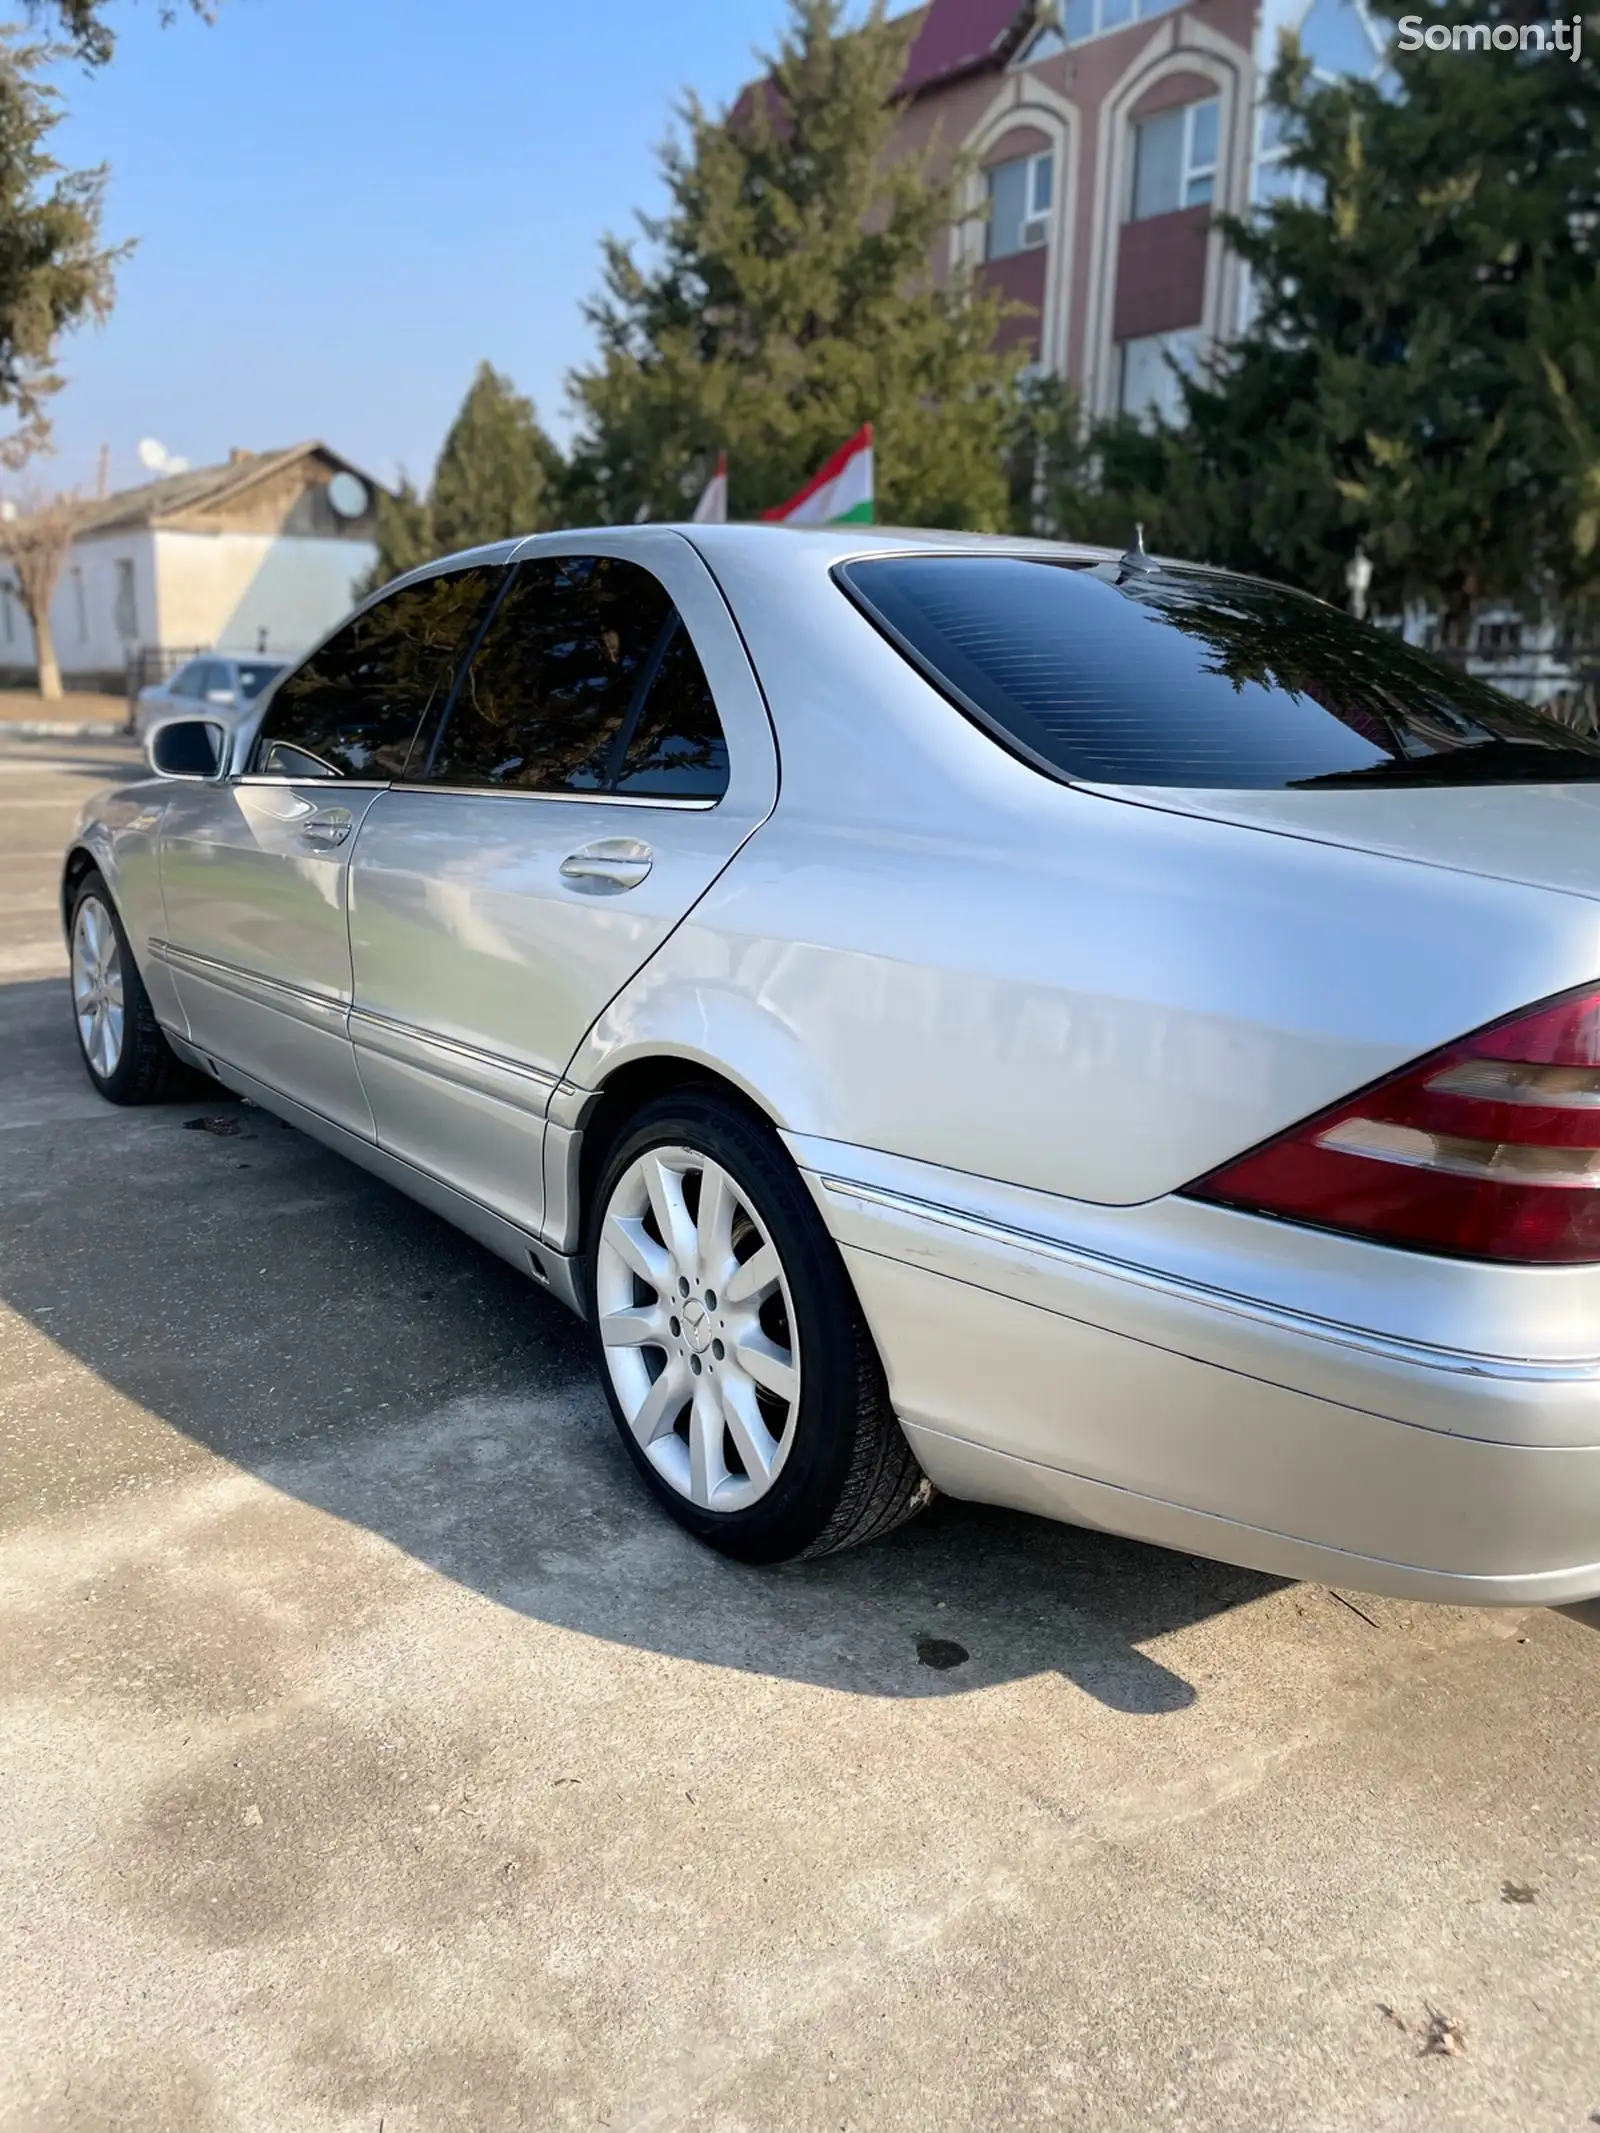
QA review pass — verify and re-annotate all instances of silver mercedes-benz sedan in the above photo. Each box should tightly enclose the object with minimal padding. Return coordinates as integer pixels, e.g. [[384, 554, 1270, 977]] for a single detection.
[[62, 525, 1600, 1604]]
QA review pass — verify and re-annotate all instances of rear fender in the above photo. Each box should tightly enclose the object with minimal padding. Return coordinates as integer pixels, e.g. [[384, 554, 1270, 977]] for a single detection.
[[569, 978, 829, 1136]]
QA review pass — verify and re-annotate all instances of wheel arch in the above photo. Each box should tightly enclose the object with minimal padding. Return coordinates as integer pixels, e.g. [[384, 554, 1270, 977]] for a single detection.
[[567, 986, 835, 1249], [61, 840, 110, 939], [575, 1050, 788, 1251]]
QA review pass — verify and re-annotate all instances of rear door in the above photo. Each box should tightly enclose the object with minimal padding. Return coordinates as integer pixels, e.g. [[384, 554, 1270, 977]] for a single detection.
[[155, 565, 498, 1133], [346, 530, 777, 1235]]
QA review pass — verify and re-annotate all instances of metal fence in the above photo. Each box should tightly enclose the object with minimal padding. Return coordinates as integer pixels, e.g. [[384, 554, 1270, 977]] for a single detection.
[[124, 644, 211, 722]]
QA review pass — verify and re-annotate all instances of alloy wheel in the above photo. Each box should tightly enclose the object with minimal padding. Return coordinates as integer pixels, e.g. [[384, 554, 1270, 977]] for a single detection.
[[595, 1143, 802, 1512], [71, 896, 125, 1082]]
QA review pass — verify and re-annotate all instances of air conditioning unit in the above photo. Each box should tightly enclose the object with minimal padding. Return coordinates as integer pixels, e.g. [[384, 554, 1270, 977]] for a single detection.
[[1022, 213, 1050, 248]]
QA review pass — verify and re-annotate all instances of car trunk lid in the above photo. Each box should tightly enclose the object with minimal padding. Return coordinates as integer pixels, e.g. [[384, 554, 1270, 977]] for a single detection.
[[1091, 780, 1600, 902]]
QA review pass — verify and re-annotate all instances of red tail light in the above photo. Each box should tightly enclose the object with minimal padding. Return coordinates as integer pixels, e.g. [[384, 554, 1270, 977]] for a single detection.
[[1185, 983, 1600, 1264]]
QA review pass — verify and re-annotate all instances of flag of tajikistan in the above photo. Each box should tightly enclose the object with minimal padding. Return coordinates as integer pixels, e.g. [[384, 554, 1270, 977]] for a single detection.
[[761, 425, 874, 526], [691, 451, 728, 524]]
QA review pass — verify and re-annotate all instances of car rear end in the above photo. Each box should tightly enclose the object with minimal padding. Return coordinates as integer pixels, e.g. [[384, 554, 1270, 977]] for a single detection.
[[766, 538, 1600, 1601]]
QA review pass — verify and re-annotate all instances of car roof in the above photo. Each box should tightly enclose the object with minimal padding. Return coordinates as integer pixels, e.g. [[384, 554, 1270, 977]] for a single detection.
[[672, 523, 1125, 569], [162, 652, 283, 668], [366, 520, 1297, 618], [669, 523, 1320, 610], [382, 524, 1132, 592]]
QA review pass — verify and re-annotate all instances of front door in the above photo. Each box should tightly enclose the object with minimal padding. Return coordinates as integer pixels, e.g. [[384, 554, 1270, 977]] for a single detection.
[[156, 778, 384, 1132], [155, 563, 502, 1134], [346, 533, 778, 1236]]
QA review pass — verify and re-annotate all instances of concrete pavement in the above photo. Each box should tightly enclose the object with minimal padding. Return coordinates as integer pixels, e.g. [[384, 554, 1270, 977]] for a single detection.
[[2, 730, 1598, 2132]]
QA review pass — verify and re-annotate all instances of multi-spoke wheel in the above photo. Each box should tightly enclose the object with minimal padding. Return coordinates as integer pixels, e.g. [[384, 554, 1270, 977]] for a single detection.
[[67, 869, 186, 1104], [72, 894, 125, 1084], [587, 1089, 932, 1562], [596, 1143, 801, 1513]]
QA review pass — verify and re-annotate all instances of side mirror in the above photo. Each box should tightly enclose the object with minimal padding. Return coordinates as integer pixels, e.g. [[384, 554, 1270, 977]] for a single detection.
[[205, 687, 237, 707], [147, 717, 227, 780]]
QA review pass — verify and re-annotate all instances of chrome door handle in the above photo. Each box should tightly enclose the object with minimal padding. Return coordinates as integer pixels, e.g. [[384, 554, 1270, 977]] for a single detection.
[[559, 839, 653, 892], [300, 808, 353, 849]]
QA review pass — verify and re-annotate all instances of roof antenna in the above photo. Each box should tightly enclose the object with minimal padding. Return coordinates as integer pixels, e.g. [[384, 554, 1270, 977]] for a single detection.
[[1120, 522, 1156, 575]]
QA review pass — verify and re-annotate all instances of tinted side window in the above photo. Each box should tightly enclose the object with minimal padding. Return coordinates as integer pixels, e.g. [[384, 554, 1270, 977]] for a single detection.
[[251, 567, 497, 781], [839, 555, 1600, 790], [612, 620, 729, 798], [425, 555, 671, 793]]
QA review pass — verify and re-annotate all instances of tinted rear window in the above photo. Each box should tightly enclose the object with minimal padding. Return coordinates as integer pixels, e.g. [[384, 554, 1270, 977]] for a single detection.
[[839, 555, 1600, 790]]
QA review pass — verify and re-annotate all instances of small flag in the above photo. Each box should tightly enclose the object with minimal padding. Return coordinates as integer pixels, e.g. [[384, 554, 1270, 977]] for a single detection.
[[761, 425, 874, 526], [692, 451, 728, 524]]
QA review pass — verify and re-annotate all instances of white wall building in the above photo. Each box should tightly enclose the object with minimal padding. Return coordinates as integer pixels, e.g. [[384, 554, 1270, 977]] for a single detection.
[[0, 442, 384, 692]]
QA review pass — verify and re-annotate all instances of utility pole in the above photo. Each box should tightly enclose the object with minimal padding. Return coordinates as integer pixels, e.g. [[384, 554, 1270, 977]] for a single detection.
[[96, 444, 109, 500]]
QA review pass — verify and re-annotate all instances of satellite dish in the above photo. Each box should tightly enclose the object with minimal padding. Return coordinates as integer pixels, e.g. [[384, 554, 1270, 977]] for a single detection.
[[326, 472, 369, 520], [137, 437, 189, 476]]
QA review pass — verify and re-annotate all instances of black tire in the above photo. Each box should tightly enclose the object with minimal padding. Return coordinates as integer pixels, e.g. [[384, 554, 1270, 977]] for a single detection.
[[68, 870, 188, 1105], [585, 1088, 932, 1564]]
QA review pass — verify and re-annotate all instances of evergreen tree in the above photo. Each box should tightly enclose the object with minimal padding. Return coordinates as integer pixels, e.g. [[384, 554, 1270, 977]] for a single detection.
[[366, 475, 434, 588], [28, 2, 217, 69], [1007, 374, 1168, 548], [430, 360, 565, 553], [1079, 0, 1600, 639], [366, 362, 565, 590], [566, 0, 1024, 530], [0, 31, 124, 467]]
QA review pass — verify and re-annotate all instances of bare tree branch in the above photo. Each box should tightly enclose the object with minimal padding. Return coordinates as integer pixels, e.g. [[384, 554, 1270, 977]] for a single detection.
[[0, 488, 80, 696]]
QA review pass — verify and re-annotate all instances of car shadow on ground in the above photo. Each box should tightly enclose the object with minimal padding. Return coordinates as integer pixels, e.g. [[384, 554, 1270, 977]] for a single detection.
[[1, 973, 1285, 1715]]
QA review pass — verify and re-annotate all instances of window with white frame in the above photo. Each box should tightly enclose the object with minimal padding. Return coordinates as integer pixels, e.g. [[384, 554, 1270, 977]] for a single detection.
[[1118, 328, 1200, 424], [986, 150, 1054, 259], [1059, 0, 1182, 47], [1128, 97, 1219, 220]]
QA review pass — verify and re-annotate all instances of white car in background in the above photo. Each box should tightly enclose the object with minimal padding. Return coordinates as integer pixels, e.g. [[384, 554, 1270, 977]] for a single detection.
[[133, 654, 286, 739], [61, 524, 1600, 1605]]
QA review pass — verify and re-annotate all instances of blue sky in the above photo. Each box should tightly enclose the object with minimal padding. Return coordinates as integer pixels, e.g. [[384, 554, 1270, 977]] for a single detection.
[[41, 0, 797, 497]]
